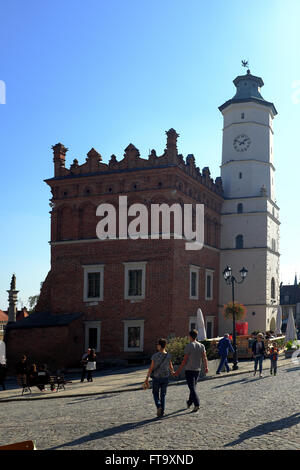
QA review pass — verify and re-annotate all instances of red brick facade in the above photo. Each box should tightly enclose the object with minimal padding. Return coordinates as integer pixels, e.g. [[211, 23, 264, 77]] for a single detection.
[[6, 129, 223, 369]]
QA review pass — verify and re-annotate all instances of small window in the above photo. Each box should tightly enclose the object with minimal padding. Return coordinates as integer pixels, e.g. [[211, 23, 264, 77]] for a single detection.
[[124, 262, 147, 300], [88, 272, 101, 298], [237, 203, 243, 213], [236, 234, 244, 249], [83, 265, 104, 302], [128, 270, 143, 296], [124, 320, 144, 352], [271, 278, 275, 300], [88, 328, 98, 350], [190, 267, 199, 299], [205, 270, 214, 300], [239, 172, 242, 179], [241, 113, 245, 119]]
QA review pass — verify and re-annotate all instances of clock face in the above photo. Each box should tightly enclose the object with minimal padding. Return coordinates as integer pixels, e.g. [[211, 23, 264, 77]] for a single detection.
[[233, 134, 251, 152]]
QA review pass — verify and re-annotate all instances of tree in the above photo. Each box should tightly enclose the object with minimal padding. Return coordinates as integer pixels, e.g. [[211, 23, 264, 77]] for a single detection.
[[27, 295, 39, 314]]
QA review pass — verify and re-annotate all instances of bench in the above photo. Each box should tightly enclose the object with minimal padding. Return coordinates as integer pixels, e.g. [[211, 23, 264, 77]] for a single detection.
[[21, 374, 72, 395]]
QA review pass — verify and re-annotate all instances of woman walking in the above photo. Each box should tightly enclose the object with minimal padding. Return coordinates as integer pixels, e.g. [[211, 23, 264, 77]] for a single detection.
[[252, 333, 266, 377], [86, 348, 97, 382], [145, 338, 175, 418]]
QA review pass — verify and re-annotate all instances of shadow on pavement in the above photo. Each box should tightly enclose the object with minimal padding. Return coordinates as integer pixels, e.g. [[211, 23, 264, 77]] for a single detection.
[[48, 408, 187, 450], [224, 413, 300, 447], [212, 378, 248, 389]]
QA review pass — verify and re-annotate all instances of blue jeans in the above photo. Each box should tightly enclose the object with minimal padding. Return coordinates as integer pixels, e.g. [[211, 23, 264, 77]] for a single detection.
[[217, 355, 230, 373], [152, 377, 169, 412], [254, 355, 264, 373], [185, 370, 200, 407]]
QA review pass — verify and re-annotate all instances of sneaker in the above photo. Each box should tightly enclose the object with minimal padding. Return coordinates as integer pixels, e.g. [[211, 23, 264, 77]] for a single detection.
[[216, 371, 221, 375], [192, 406, 200, 413], [253, 371, 256, 376], [157, 407, 162, 417], [270, 370, 273, 375], [259, 373, 263, 378], [186, 401, 192, 409]]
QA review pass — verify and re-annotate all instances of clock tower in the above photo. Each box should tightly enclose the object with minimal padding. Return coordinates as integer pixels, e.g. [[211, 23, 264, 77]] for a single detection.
[[218, 68, 280, 334]]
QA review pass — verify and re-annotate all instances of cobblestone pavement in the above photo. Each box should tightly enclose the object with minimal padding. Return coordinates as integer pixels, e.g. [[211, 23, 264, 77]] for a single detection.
[[1, 361, 300, 450]]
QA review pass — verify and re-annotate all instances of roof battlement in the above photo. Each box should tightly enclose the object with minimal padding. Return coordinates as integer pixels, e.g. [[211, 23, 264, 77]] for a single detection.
[[48, 129, 223, 196]]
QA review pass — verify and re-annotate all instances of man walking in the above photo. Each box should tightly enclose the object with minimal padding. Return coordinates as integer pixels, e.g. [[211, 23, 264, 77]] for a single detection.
[[174, 329, 208, 413], [216, 334, 234, 374]]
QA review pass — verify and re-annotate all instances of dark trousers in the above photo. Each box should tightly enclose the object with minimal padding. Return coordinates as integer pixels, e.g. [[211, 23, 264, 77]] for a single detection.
[[185, 370, 200, 407], [81, 366, 87, 382], [254, 355, 264, 373], [152, 377, 169, 412], [217, 355, 230, 373], [87, 370, 93, 381], [270, 359, 278, 374]]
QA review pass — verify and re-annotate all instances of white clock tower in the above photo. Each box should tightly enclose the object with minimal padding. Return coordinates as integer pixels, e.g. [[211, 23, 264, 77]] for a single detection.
[[218, 68, 280, 335]]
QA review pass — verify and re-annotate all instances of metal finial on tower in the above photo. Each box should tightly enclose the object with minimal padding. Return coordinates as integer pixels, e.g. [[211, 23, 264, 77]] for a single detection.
[[241, 59, 250, 74]]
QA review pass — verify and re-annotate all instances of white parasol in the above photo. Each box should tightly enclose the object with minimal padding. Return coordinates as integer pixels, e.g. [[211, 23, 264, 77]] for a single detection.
[[196, 308, 207, 340], [275, 305, 282, 335], [285, 310, 297, 342]]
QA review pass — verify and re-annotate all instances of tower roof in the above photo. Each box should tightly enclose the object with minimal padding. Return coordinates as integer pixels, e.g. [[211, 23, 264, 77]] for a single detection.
[[219, 69, 277, 116]]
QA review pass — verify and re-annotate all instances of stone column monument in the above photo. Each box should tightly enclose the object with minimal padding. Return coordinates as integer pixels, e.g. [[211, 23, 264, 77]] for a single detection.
[[7, 274, 19, 323]]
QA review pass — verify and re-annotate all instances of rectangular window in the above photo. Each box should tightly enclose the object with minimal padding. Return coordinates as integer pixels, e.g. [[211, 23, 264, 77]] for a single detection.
[[191, 272, 197, 297], [124, 262, 147, 300], [84, 321, 101, 352], [82, 265, 104, 302], [88, 328, 98, 350], [124, 320, 144, 352], [127, 327, 141, 348], [128, 270, 142, 296], [205, 270, 214, 300], [190, 266, 200, 299], [88, 272, 101, 298]]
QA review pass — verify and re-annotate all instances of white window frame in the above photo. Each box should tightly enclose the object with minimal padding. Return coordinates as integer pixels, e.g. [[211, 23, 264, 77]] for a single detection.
[[205, 269, 214, 301], [123, 262, 147, 300], [205, 316, 214, 339], [189, 317, 197, 332], [84, 321, 101, 352], [189, 265, 200, 300], [82, 264, 104, 302], [123, 319, 145, 352]]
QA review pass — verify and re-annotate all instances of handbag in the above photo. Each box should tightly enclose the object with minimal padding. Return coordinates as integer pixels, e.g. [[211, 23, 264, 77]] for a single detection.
[[150, 353, 169, 379], [86, 361, 96, 371]]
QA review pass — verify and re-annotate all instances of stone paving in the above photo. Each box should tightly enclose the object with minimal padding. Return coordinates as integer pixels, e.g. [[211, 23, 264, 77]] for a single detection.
[[1, 358, 300, 450]]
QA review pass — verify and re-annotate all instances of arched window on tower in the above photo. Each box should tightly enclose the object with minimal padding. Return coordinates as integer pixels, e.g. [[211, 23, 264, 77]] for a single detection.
[[237, 203, 243, 213], [271, 277, 275, 300], [235, 234, 244, 249]]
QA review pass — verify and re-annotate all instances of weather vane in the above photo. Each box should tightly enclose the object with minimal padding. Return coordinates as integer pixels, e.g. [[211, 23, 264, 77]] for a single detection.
[[241, 59, 250, 73]]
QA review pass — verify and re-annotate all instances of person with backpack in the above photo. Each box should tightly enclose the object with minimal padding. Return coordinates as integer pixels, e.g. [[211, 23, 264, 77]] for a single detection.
[[144, 338, 175, 418]]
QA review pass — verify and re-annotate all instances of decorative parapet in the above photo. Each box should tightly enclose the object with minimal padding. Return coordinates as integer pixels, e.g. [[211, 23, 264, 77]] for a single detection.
[[50, 129, 223, 196]]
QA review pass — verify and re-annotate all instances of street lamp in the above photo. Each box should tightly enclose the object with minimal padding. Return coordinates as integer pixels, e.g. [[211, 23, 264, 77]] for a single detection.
[[223, 266, 248, 370]]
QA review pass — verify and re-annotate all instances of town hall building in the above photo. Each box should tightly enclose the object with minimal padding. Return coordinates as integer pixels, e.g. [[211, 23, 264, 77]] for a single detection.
[[5, 67, 280, 370]]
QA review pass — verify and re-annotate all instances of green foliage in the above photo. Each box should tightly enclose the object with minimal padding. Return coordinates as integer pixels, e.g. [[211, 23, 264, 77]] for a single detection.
[[166, 336, 219, 363], [286, 340, 300, 351], [27, 295, 39, 314], [223, 302, 246, 321], [166, 336, 189, 364]]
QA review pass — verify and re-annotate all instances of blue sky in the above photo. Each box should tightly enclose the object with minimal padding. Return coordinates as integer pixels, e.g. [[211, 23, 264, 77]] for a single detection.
[[0, 0, 299, 308]]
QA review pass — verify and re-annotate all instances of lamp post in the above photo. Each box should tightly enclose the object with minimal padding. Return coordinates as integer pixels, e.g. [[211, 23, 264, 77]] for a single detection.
[[223, 266, 248, 370]]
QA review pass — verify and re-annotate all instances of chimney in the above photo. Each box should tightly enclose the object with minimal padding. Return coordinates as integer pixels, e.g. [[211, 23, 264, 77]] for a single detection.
[[52, 143, 68, 177]]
